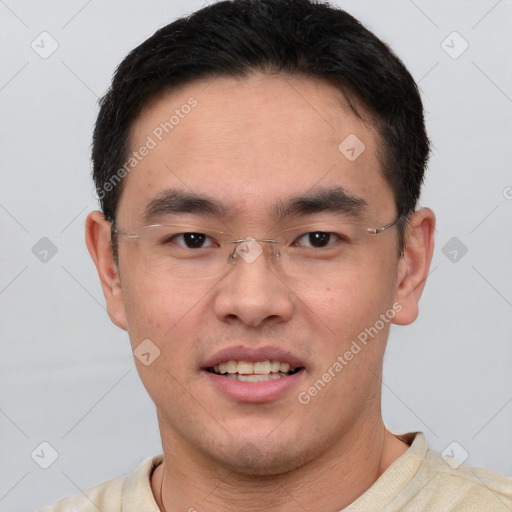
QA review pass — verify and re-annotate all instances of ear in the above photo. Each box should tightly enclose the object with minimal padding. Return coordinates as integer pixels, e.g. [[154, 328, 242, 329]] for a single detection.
[[85, 211, 127, 330], [392, 208, 436, 325]]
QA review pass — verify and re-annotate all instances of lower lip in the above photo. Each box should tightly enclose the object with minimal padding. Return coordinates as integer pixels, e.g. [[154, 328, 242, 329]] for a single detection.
[[202, 369, 305, 403]]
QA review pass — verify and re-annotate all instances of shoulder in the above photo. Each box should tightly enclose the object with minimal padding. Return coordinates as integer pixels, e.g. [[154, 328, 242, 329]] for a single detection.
[[419, 448, 512, 510], [39, 455, 163, 512], [352, 432, 512, 512]]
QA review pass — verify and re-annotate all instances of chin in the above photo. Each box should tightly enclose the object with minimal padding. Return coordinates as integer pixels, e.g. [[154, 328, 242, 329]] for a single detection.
[[207, 438, 312, 477]]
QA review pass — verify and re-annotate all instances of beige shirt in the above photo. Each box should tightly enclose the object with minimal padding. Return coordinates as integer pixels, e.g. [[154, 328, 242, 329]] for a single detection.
[[40, 433, 512, 511]]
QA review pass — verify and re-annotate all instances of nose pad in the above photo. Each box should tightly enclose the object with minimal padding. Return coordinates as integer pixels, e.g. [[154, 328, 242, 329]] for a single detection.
[[230, 238, 280, 268], [235, 237, 264, 264]]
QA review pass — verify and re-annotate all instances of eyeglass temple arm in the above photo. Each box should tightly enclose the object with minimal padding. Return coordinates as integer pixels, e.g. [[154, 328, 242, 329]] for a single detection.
[[367, 215, 402, 235]]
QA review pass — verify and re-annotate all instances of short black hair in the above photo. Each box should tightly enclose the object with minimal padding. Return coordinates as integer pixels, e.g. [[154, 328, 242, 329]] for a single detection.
[[92, 0, 429, 254]]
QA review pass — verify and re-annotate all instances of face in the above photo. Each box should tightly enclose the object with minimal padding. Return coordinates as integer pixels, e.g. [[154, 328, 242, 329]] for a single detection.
[[101, 74, 410, 474]]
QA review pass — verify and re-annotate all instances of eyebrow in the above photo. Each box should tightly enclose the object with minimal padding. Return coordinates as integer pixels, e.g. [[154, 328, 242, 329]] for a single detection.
[[140, 189, 227, 223], [140, 186, 367, 224], [271, 186, 368, 222]]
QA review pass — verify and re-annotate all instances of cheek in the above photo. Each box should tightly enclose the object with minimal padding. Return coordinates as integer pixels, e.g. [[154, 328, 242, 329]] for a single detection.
[[120, 273, 210, 353], [292, 260, 397, 383], [293, 264, 392, 332], [120, 278, 209, 410], [296, 273, 393, 412]]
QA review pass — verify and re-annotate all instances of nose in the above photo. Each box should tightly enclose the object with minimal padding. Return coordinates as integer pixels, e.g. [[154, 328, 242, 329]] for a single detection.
[[212, 240, 294, 328]]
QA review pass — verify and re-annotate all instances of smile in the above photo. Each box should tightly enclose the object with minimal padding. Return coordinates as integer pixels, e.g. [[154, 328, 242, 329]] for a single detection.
[[208, 359, 300, 380], [204, 359, 305, 402]]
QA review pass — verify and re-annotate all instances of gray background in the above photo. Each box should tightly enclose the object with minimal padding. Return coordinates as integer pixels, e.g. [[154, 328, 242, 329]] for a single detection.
[[1, 0, 511, 510]]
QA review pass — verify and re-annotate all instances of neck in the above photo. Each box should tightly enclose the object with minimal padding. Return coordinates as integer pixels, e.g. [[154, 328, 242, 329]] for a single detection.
[[152, 418, 410, 512]]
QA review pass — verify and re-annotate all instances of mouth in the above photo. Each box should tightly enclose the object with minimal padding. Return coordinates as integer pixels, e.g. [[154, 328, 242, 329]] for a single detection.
[[206, 360, 303, 382], [201, 347, 306, 402]]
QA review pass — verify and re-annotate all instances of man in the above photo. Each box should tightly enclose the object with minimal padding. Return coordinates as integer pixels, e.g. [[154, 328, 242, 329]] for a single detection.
[[41, 0, 512, 510]]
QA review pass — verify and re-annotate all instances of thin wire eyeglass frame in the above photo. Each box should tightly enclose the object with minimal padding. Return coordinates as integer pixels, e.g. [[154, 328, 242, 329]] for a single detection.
[[112, 214, 402, 243], [110, 215, 403, 278]]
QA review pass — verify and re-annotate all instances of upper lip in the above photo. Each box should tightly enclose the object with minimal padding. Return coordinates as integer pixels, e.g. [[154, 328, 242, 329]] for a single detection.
[[201, 345, 305, 369]]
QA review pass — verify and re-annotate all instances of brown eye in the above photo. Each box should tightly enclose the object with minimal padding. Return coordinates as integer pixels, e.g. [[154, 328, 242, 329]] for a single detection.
[[295, 232, 340, 248], [172, 233, 212, 249], [309, 232, 330, 247]]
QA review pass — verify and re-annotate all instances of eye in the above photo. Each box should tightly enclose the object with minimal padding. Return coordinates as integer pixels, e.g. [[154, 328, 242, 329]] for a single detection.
[[170, 232, 217, 249], [294, 231, 342, 248]]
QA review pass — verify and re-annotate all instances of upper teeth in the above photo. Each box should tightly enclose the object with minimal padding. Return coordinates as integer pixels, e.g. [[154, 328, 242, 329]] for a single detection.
[[214, 360, 294, 375]]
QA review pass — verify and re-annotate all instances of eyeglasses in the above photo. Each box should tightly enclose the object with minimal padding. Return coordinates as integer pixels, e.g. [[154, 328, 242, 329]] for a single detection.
[[112, 215, 401, 281]]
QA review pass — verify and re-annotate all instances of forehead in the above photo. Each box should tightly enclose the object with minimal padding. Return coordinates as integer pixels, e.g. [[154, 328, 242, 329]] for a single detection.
[[118, 73, 394, 225]]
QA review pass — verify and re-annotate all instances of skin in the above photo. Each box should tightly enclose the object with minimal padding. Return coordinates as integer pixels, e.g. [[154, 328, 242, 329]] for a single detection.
[[86, 73, 435, 511]]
